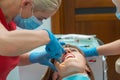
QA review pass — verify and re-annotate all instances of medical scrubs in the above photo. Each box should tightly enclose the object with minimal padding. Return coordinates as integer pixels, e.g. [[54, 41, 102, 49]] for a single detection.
[[63, 74, 90, 80], [0, 8, 19, 80]]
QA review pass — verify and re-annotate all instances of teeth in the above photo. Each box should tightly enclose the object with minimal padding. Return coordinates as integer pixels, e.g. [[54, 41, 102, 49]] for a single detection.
[[65, 55, 75, 60], [65, 55, 74, 59], [62, 53, 75, 62]]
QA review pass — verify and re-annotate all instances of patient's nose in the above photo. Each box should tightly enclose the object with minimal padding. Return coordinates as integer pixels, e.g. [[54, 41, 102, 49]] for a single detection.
[[65, 49, 72, 53]]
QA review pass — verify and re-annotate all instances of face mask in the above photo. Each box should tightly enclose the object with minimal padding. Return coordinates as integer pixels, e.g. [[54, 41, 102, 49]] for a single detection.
[[14, 8, 43, 30], [116, 12, 120, 20]]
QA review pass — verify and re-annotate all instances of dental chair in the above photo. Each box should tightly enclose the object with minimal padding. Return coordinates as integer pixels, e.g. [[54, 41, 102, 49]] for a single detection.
[[56, 34, 107, 80]]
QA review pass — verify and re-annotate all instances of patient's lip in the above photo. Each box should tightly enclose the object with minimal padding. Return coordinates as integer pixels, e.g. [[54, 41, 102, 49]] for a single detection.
[[62, 53, 75, 62]]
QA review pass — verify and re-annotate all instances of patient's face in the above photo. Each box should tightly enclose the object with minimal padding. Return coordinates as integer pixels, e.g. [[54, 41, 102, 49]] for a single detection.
[[61, 47, 86, 66], [52, 47, 87, 80]]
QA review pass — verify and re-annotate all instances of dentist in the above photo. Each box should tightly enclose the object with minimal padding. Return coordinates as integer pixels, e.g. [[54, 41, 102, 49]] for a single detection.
[[0, 0, 64, 80]]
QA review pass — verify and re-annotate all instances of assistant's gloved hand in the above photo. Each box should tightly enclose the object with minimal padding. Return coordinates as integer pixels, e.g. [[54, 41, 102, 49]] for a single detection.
[[78, 46, 99, 57], [29, 50, 57, 71], [44, 29, 65, 62], [59, 41, 66, 46]]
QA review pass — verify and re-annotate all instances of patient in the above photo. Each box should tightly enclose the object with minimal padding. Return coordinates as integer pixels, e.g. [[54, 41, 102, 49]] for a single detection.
[[42, 44, 95, 80]]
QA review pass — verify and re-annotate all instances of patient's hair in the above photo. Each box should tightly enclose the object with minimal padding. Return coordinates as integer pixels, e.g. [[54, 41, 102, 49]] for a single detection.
[[42, 44, 95, 80]]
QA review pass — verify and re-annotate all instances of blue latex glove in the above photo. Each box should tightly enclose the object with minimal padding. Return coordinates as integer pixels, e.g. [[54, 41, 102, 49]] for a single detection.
[[57, 38, 66, 46], [78, 46, 99, 57], [44, 29, 65, 62], [59, 41, 66, 46], [29, 50, 57, 71]]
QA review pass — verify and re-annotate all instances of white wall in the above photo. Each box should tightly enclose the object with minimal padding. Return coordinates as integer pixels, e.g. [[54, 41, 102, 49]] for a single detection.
[[37, 18, 51, 31], [7, 67, 20, 80], [19, 64, 48, 80]]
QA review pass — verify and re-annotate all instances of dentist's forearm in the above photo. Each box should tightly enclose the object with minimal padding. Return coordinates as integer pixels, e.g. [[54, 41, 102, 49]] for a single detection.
[[0, 30, 50, 56], [18, 53, 31, 66]]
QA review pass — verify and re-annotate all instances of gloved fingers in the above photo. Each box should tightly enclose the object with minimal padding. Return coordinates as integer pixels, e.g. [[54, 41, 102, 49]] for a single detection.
[[77, 46, 88, 56], [38, 58, 56, 71], [57, 37, 66, 46], [46, 47, 64, 59], [46, 41, 64, 52], [47, 61, 58, 72], [78, 46, 87, 51], [62, 48, 65, 54], [53, 49, 65, 61], [53, 49, 65, 63], [78, 46, 99, 57], [59, 41, 66, 46], [45, 42, 54, 52], [44, 29, 65, 61], [54, 58, 62, 63], [57, 38, 61, 41]]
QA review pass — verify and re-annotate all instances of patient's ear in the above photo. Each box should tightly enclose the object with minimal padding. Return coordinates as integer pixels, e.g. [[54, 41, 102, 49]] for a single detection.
[[52, 72, 59, 80]]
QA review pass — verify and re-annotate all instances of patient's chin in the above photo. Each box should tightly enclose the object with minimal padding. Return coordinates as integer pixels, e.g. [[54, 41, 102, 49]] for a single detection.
[[62, 58, 80, 66], [62, 58, 86, 70]]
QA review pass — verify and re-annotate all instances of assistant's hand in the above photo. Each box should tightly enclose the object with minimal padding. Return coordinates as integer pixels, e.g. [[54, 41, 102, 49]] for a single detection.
[[29, 50, 57, 71], [78, 46, 99, 57], [44, 29, 65, 61]]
